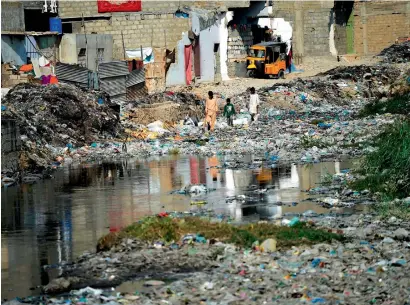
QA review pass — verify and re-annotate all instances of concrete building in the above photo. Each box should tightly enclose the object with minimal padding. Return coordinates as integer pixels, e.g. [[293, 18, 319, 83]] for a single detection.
[[57, 0, 409, 86], [2, 0, 409, 89]]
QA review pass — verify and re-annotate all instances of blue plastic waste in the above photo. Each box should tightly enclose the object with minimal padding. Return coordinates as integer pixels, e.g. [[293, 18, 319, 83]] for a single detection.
[[1, 105, 7, 111], [289, 217, 300, 227], [195, 234, 207, 244], [311, 258, 322, 268], [270, 155, 279, 162], [317, 122, 332, 129], [91, 143, 98, 148], [97, 98, 104, 105], [311, 297, 326, 304], [169, 243, 179, 250]]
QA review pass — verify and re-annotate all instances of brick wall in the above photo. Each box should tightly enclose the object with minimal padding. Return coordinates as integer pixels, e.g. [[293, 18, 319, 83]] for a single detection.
[[271, 1, 333, 57], [1, 2, 25, 32], [58, 0, 249, 60], [58, 1, 250, 17], [353, 1, 410, 55], [303, 8, 332, 56]]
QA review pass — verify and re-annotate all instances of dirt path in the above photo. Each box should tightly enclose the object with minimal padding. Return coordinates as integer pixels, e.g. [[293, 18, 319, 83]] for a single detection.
[[167, 56, 380, 99]]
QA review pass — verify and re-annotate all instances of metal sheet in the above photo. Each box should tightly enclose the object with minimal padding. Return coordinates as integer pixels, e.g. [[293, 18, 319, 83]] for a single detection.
[[126, 83, 147, 101], [56, 63, 88, 85], [99, 61, 129, 78], [110, 94, 127, 103], [126, 68, 145, 87], [100, 76, 127, 96]]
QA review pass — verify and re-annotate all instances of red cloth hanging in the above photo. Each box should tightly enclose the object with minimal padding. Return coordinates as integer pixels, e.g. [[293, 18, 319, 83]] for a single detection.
[[97, 0, 141, 13], [184, 45, 192, 85]]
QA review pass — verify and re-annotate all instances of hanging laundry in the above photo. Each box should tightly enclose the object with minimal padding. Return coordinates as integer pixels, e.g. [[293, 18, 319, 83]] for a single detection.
[[50, 75, 58, 84], [42, 0, 48, 12], [125, 47, 154, 64], [184, 45, 192, 85], [41, 75, 51, 85], [19, 64, 33, 73], [31, 59, 41, 78], [40, 66, 52, 77], [39, 56, 50, 67]]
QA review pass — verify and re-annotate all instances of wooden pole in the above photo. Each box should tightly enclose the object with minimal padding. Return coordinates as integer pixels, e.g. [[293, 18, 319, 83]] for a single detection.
[[121, 30, 126, 60]]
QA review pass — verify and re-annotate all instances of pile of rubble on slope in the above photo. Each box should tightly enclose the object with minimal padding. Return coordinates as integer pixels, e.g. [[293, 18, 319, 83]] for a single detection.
[[2, 83, 122, 170], [379, 41, 410, 63], [251, 64, 403, 108], [123, 91, 204, 126]]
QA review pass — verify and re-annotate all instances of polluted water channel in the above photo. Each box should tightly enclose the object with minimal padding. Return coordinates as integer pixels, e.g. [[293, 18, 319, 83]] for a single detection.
[[1, 155, 362, 300]]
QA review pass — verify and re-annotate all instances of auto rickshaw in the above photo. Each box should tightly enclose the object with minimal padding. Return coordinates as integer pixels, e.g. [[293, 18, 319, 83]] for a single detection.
[[246, 42, 288, 79]]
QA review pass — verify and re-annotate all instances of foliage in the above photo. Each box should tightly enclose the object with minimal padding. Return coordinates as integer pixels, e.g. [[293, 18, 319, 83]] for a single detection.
[[350, 119, 410, 199], [358, 94, 410, 117], [372, 200, 410, 220], [97, 216, 345, 251]]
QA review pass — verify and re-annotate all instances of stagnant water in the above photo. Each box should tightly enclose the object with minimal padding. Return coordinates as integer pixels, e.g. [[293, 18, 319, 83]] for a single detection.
[[1, 155, 357, 299]]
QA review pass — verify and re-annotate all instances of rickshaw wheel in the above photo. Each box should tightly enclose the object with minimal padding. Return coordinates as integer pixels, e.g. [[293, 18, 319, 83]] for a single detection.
[[278, 70, 285, 79], [247, 70, 256, 78]]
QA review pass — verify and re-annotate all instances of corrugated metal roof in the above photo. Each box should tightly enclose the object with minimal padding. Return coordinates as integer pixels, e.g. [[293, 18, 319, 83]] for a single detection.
[[126, 68, 145, 87], [99, 61, 129, 78], [56, 63, 89, 85], [127, 82, 147, 102], [100, 76, 127, 96], [110, 94, 127, 103]]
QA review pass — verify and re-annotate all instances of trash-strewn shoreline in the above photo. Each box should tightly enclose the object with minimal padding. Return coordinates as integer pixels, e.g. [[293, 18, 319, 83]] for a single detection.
[[7, 211, 410, 305]]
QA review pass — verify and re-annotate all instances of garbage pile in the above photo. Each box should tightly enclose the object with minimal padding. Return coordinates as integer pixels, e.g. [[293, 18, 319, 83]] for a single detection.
[[2, 83, 121, 169], [379, 41, 410, 63], [11, 214, 409, 305]]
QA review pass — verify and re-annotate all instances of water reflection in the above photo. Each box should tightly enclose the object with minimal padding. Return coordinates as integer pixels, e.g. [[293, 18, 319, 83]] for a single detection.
[[1, 156, 351, 300]]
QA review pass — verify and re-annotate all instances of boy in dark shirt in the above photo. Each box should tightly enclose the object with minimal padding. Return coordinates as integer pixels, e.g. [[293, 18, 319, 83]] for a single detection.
[[223, 98, 236, 127]]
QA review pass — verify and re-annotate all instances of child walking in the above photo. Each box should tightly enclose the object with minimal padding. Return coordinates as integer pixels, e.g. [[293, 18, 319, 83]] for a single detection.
[[223, 98, 236, 127]]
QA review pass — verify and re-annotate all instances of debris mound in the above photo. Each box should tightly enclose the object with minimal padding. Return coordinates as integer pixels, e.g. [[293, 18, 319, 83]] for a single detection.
[[2, 83, 121, 168], [379, 41, 410, 63], [125, 91, 203, 125], [318, 65, 401, 82]]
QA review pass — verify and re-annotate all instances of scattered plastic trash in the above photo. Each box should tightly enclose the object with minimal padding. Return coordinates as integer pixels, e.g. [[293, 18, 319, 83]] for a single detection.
[[289, 217, 300, 227]]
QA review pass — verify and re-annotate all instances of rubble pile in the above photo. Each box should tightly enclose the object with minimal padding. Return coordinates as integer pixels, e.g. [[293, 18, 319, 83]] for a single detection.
[[124, 91, 203, 126], [379, 41, 410, 63], [2, 83, 121, 169], [132, 91, 201, 106], [317, 65, 401, 82]]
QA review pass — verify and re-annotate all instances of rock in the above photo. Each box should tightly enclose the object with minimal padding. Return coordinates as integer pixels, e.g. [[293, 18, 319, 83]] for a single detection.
[[363, 226, 374, 236], [201, 281, 214, 290], [382, 237, 395, 244], [43, 278, 71, 293], [260, 238, 277, 252], [388, 216, 398, 223], [393, 228, 409, 240], [144, 280, 166, 287]]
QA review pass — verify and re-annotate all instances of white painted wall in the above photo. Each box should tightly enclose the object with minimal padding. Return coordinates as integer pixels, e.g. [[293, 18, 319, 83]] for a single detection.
[[329, 23, 337, 57], [166, 11, 233, 86], [192, 12, 232, 83], [220, 11, 233, 81], [165, 32, 191, 86]]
